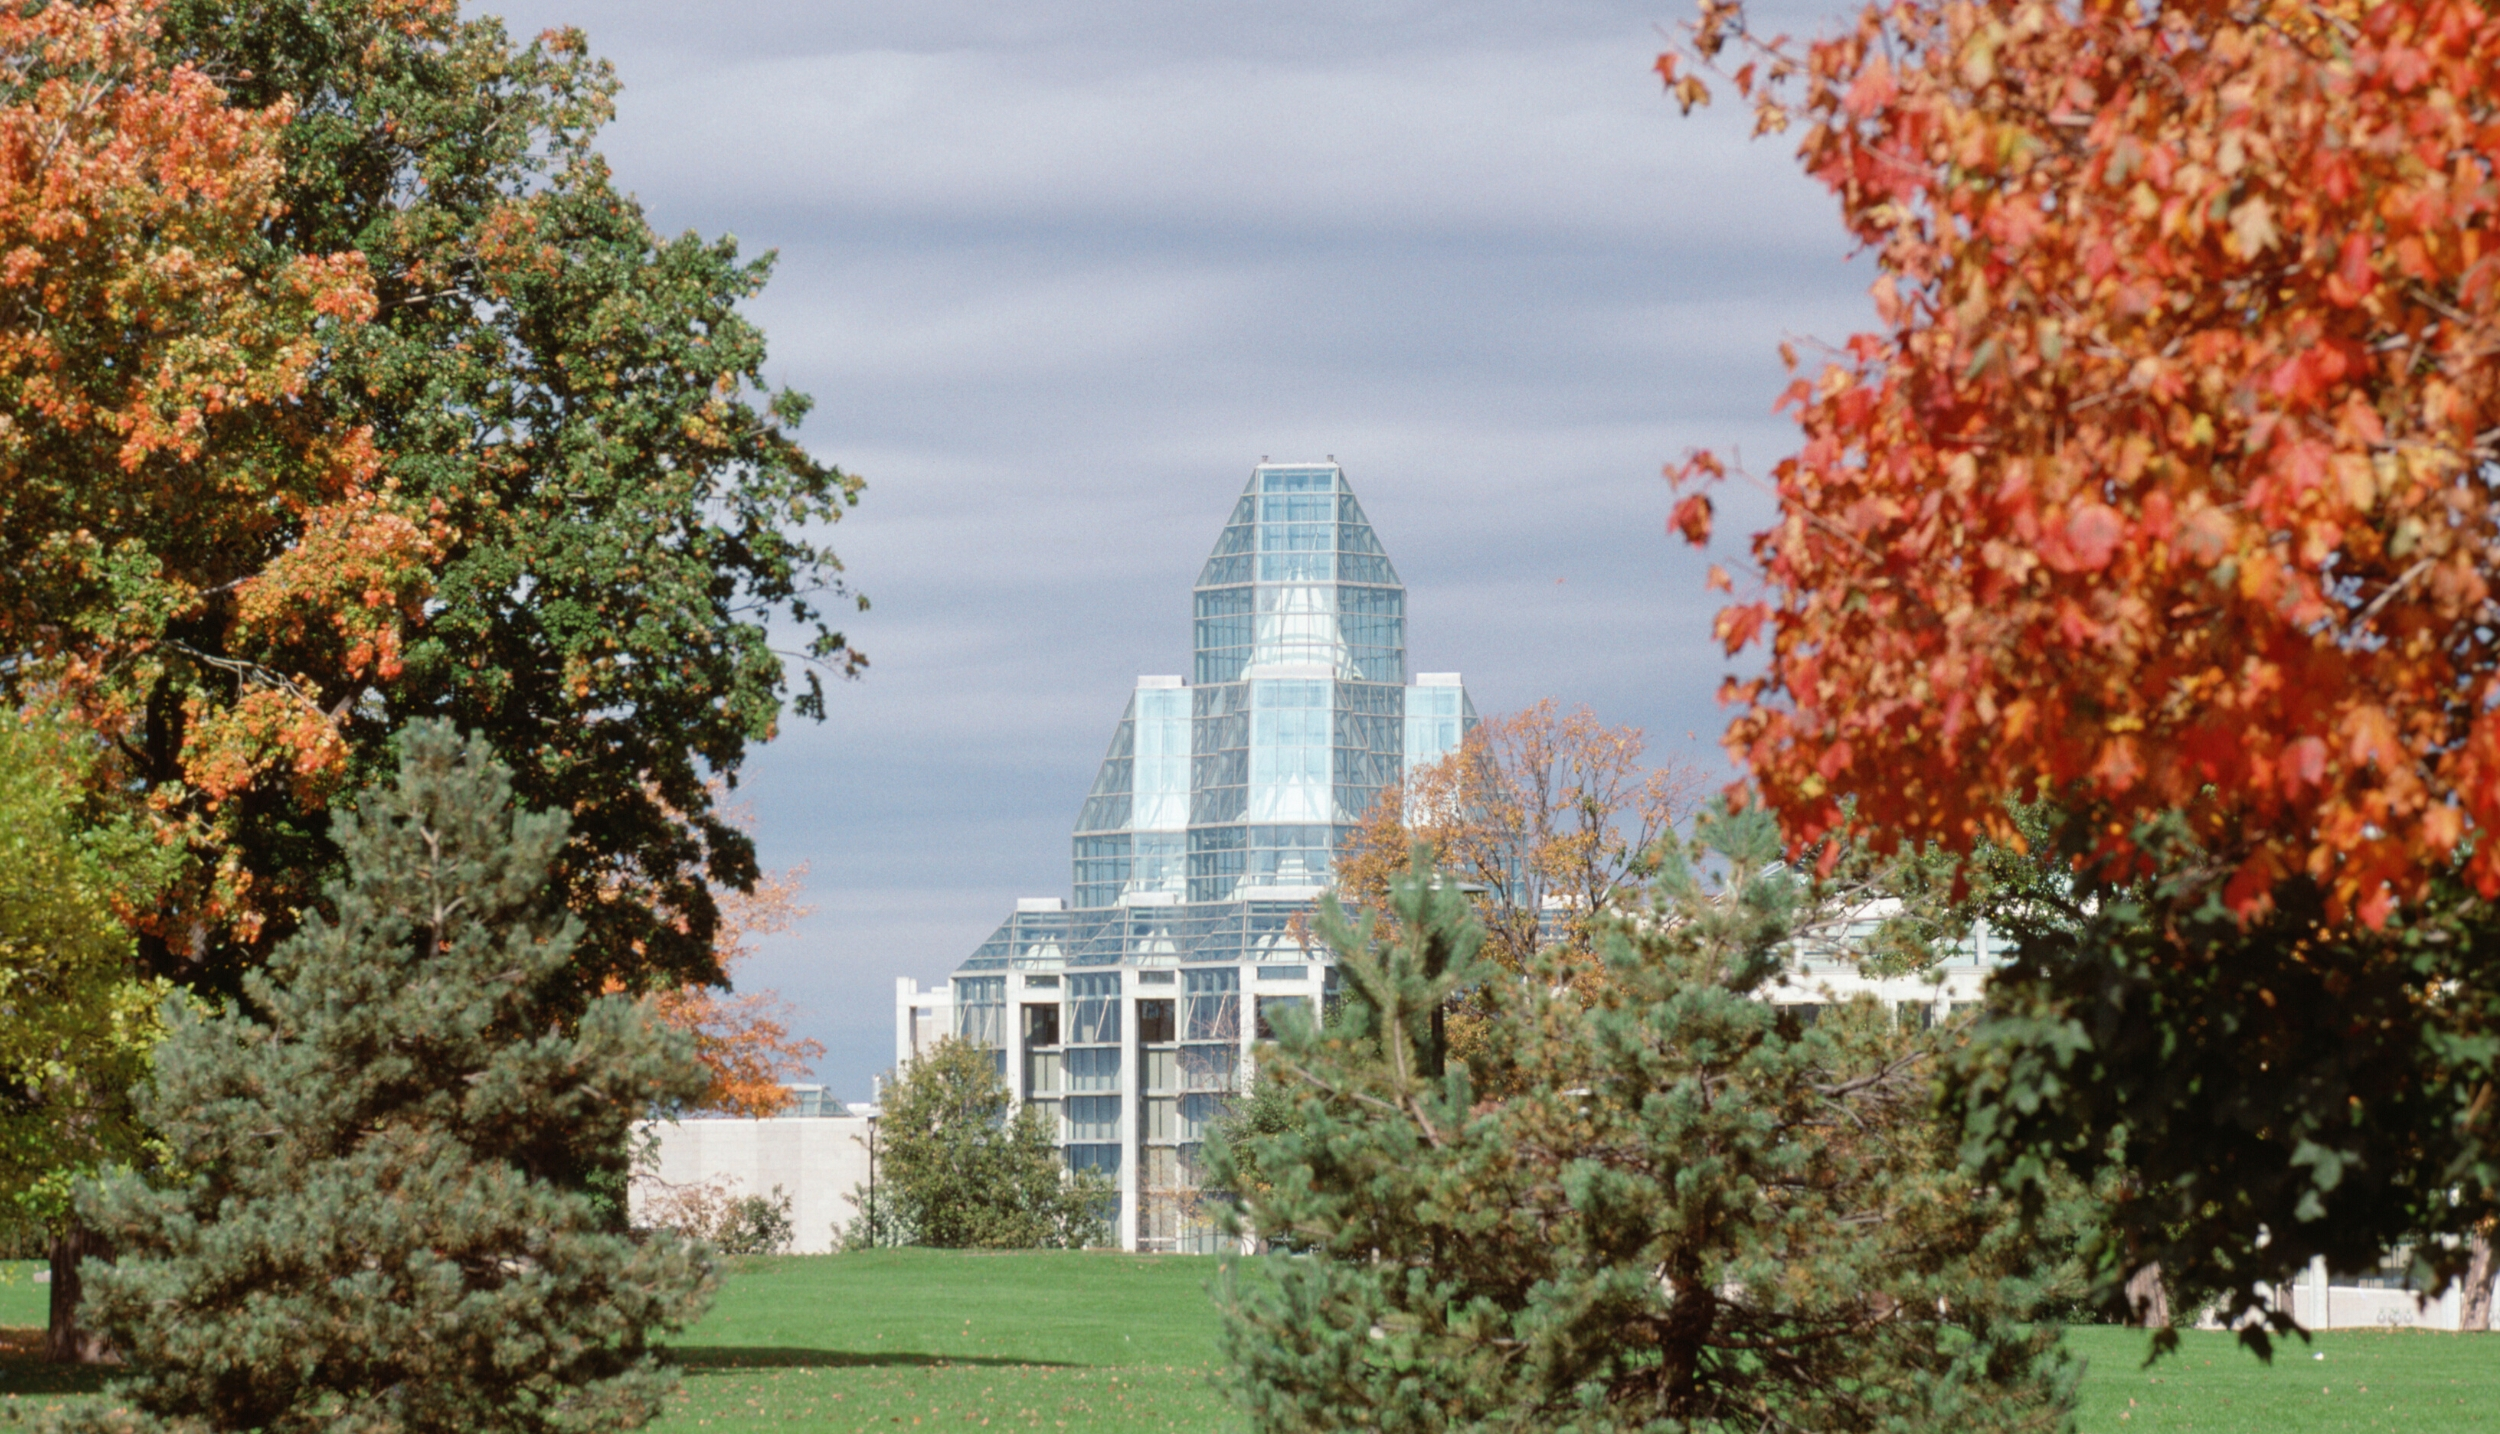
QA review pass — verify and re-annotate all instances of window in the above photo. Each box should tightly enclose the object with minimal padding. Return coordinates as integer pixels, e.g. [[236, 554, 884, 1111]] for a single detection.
[[954, 977, 1004, 1047], [1180, 1093, 1228, 1140], [1260, 466, 1335, 493], [1183, 968, 1240, 1042], [1067, 1096, 1121, 1142], [1181, 1043, 1238, 1092], [1022, 1003, 1060, 1047], [1023, 1048, 1063, 1099], [1065, 1143, 1121, 1176], [1069, 973, 1121, 1044], [1137, 998, 1175, 1044], [1067, 1047, 1120, 1092]]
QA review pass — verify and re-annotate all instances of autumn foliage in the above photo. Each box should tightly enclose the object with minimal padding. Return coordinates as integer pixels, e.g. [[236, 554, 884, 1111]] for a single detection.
[[1664, 0, 2500, 922], [2, 0, 861, 1002], [0, 0, 417, 950], [1339, 700, 1700, 983], [650, 863, 825, 1118]]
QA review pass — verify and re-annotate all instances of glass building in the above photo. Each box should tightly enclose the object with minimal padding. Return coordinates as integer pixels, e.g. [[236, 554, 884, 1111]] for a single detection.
[[896, 462, 1477, 1251]]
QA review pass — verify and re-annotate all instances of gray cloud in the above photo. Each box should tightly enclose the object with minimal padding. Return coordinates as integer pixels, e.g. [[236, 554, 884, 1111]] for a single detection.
[[472, 0, 1867, 1097]]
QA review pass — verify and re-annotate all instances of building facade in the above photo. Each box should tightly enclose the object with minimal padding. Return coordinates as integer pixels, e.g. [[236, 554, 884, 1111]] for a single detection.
[[896, 461, 1476, 1252]]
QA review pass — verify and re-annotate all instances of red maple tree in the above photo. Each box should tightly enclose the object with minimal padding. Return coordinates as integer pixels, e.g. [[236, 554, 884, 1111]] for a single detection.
[[1663, 0, 2500, 922]]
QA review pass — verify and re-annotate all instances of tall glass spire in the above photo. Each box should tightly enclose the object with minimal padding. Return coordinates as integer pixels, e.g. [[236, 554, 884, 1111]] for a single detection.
[[1069, 462, 1466, 908]]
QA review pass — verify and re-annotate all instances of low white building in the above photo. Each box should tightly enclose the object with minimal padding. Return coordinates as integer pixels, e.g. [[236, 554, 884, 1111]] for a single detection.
[[634, 1100, 878, 1255]]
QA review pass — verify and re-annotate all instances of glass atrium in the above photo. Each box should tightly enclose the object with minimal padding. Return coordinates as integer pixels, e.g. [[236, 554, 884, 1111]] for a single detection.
[[930, 462, 1477, 1251]]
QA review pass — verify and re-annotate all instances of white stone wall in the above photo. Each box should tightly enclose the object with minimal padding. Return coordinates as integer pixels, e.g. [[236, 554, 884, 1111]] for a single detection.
[[2206, 1258, 2500, 1332], [635, 1116, 877, 1256]]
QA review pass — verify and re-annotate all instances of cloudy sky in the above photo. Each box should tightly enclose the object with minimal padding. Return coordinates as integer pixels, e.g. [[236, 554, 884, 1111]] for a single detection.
[[476, 0, 1870, 1099]]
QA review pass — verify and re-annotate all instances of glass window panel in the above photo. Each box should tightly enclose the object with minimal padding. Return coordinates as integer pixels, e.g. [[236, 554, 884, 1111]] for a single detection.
[[1143, 1096, 1179, 1141], [1259, 551, 1332, 582], [1066, 1095, 1120, 1141], [1260, 467, 1335, 493], [1072, 833, 1131, 910], [1248, 679, 1334, 825], [1180, 1093, 1228, 1140], [1183, 981, 1239, 1038], [1065, 1143, 1121, 1175], [953, 977, 1005, 1047], [1338, 552, 1396, 584], [1067, 1046, 1121, 1091], [1022, 1003, 1061, 1046], [1137, 1001, 1177, 1046], [1023, 1047, 1063, 1098], [1260, 494, 1333, 523], [1068, 972, 1122, 1044], [1131, 689, 1191, 832], [1181, 1044, 1239, 1092], [1249, 586, 1349, 673], [1259, 521, 1332, 552]]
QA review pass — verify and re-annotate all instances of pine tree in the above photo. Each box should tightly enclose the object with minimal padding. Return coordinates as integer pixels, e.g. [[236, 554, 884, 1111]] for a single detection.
[[67, 722, 715, 1433], [1214, 818, 2080, 1432], [874, 1038, 1109, 1250]]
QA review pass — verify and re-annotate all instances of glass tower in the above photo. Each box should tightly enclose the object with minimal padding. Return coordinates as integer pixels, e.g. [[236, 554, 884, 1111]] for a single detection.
[[1072, 462, 1450, 906], [937, 461, 1475, 1251]]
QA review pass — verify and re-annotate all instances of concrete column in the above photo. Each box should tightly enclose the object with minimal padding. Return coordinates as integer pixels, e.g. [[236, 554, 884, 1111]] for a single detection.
[[1117, 967, 1139, 1250]]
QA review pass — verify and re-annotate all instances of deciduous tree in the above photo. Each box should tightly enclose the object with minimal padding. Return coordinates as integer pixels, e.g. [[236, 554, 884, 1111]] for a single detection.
[[0, 713, 175, 1363], [1659, 0, 2500, 1346], [6, 0, 865, 1008], [872, 1039, 1108, 1251], [1663, 0, 2500, 925], [654, 861, 825, 1118], [0, 0, 394, 973], [1337, 700, 1700, 984]]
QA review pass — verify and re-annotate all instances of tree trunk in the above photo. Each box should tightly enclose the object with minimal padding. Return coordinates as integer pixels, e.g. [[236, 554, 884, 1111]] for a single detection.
[[45, 1223, 116, 1364], [2125, 1261, 2172, 1329], [2463, 1230, 2495, 1332]]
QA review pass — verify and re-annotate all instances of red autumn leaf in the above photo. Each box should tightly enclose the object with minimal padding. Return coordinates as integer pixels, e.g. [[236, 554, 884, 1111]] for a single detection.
[[1660, 0, 2500, 924], [1670, 493, 1715, 546]]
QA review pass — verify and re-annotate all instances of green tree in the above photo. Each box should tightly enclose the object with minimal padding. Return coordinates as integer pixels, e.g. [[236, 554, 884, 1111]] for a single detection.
[[68, 722, 714, 1432], [1946, 810, 2500, 1349], [7, 0, 863, 1005], [874, 1039, 1108, 1251], [1216, 827, 2078, 1433], [0, 713, 177, 1362]]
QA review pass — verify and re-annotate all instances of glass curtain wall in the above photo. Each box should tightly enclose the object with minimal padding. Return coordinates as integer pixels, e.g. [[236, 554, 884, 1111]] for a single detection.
[[1183, 463, 1408, 902], [1129, 686, 1189, 901], [954, 976, 1005, 1077], [1134, 986, 1186, 1251], [1021, 983, 1062, 1128], [1064, 973, 1123, 1210], [1176, 968, 1241, 1253]]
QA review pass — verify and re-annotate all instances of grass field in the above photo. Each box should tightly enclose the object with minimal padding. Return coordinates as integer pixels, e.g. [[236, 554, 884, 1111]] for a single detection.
[[9, 1252, 2500, 1430]]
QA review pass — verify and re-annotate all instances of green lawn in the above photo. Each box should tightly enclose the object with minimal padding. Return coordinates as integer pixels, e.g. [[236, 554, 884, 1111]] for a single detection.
[[9, 1252, 2500, 1431], [2066, 1325, 2500, 1433], [656, 1250, 1232, 1432]]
